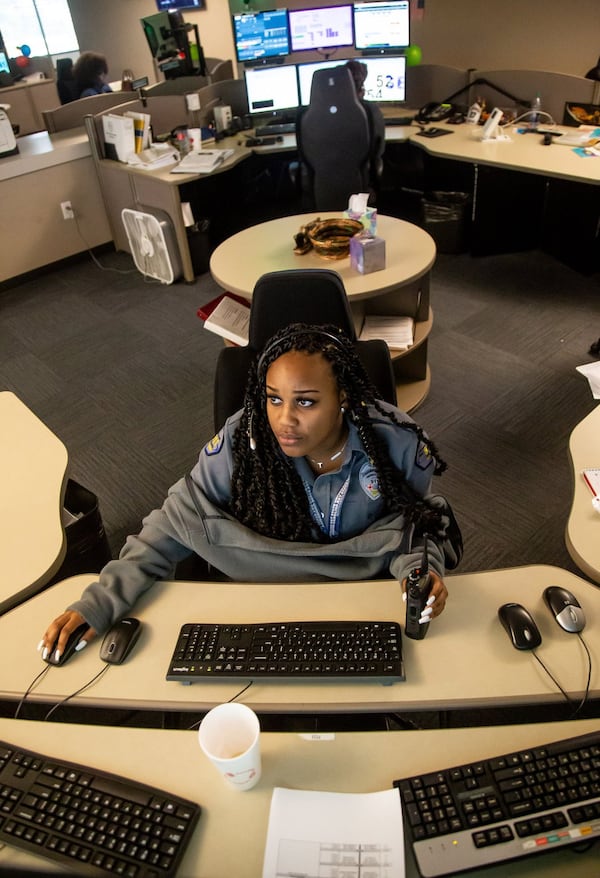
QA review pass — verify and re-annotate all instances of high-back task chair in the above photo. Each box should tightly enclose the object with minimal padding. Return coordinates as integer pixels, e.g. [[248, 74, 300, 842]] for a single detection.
[[297, 66, 372, 211], [212, 269, 397, 432]]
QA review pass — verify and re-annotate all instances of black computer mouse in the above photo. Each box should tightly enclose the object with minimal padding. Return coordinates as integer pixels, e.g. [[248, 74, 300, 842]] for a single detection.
[[100, 618, 142, 665], [543, 586, 586, 633], [498, 603, 542, 650], [43, 622, 90, 667]]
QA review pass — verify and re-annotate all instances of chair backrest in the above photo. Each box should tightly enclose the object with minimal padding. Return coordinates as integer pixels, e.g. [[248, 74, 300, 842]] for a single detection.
[[212, 269, 396, 430], [298, 66, 371, 210], [42, 91, 137, 132]]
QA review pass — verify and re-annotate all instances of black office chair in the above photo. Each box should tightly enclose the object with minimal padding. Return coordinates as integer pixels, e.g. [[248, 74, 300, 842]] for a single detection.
[[212, 268, 397, 432], [56, 58, 78, 105], [297, 66, 372, 211]]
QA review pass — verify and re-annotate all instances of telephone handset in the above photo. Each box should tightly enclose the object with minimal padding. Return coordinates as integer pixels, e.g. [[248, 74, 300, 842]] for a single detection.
[[415, 102, 455, 124]]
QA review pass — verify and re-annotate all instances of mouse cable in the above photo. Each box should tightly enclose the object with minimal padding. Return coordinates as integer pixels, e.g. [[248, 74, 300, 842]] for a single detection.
[[185, 680, 254, 731], [14, 665, 50, 719], [43, 664, 110, 722], [532, 638, 592, 716], [568, 633, 592, 719]]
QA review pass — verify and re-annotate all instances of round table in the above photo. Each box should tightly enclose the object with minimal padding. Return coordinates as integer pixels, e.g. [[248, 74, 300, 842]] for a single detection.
[[209, 213, 436, 412], [209, 213, 436, 302]]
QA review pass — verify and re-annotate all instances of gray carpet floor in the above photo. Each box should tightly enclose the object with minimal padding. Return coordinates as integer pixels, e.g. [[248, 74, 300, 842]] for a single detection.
[[2, 243, 599, 730], [1, 245, 597, 580]]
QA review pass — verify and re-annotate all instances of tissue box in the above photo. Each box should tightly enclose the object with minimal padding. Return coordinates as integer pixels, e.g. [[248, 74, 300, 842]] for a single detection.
[[344, 206, 377, 236], [350, 234, 386, 274]]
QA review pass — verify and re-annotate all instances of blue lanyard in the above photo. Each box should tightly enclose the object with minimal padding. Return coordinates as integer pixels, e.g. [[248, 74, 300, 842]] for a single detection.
[[303, 475, 351, 538]]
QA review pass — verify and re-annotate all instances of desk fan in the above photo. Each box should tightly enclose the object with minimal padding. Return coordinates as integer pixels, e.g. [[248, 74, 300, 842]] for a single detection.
[[121, 206, 182, 284]]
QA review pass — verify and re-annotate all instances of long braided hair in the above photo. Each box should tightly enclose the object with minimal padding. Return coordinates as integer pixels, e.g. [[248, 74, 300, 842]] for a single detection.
[[229, 323, 447, 541]]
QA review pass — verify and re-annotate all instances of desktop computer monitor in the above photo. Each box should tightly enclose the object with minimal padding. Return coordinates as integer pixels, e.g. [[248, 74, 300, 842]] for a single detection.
[[298, 57, 406, 106], [155, 0, 204, 9], [288, 5, 354, 53], [353, 1, 410, 52], [244, 64, 299, 116], [361, 56, 406, 102], [232, 9, 290, 64], [0, 52, 9, 75], [297, 60, 342, 106]]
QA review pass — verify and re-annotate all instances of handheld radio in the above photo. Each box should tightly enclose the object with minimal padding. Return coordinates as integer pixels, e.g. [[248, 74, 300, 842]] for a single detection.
[[405, 537, 432, 640]]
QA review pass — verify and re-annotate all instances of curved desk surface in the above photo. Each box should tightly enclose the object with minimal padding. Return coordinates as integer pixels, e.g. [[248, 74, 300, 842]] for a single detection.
[[565, 404, 600, 583], [385, 121, 600, 185], [209, 213, 436, 302], [0, 716, 597, 878], [3, 565, 598, 717], [0, 392, 68, 612]]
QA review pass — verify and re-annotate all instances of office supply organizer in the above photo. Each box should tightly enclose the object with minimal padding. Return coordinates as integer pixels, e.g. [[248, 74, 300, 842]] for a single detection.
[[0, 739, 201, 876], [166, 621, 405, 683], [394, 730, 600, 877]]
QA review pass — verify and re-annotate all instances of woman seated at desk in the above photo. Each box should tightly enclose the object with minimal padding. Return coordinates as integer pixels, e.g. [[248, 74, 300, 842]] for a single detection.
[[39, 324, 460, 661], [73, 51, 113, 99]]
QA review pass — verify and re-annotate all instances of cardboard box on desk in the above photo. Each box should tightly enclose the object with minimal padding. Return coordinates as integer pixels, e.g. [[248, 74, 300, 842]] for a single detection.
[[350, 233, 386, 274]]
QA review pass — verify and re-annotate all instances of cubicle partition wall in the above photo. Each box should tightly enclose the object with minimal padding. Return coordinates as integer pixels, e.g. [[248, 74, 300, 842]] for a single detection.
[[472, 69, 598, 124], [42, 91, 143, 133]]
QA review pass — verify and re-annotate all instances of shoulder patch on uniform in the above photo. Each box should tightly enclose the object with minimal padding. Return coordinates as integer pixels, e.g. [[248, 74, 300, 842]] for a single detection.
[[204, 432, 224, 456], [359, 462, 381, 500], [415, 440, 434, 470]]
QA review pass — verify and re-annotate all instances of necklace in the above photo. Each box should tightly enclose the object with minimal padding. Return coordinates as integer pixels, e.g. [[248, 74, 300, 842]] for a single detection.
[[308, 439, 348, 470]]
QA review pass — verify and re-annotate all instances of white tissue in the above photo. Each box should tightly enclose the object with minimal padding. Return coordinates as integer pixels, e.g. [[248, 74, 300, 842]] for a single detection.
[[348, 193, 370, 213]]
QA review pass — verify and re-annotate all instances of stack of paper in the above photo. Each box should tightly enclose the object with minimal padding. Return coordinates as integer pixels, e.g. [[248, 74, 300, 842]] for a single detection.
[[170, 148, 234, 175], [359, 315, 415, 350], [262, 787, 405, 878], [576, 361, 600, 398], [123, 110, 151, 153], [202, 294, 250, 346], [127, 144, 179, 170]]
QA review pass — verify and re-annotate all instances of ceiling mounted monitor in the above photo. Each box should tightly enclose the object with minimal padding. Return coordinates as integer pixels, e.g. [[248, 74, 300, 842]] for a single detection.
[[288, 5, 354, 53], [155, 0, 205, 10], [233, 9, 290, 63], [353, 1, 410, 53]]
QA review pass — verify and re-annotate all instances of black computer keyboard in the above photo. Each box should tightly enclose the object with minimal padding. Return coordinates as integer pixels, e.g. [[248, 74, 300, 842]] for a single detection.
[[0, 739, 201, 877], [394, 730, 600, 877], [254, 122, 296, 136], [166, 621, 404, 683]]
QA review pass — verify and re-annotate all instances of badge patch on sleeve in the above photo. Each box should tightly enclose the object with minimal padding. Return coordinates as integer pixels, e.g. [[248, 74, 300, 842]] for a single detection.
[[359, 463, 381, 500], [415, 440, 434, 470], [204, 432, 224, 456]]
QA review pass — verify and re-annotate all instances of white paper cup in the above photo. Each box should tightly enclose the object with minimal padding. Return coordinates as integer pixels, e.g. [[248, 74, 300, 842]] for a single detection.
[[188, 127, 202, 150], [198, 703, 261, 790]]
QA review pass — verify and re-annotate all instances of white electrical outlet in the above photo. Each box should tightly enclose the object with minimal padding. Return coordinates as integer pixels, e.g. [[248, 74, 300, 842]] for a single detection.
[[186, 93, 201, 111], [61, 201, 74, 220]]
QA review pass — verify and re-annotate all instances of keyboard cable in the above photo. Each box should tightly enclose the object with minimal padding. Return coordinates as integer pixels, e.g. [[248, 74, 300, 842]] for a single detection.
[[186, 680, 253, 731]]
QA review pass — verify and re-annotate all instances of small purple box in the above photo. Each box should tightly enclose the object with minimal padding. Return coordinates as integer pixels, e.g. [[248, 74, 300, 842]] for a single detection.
[[349, 233, 386, 274]]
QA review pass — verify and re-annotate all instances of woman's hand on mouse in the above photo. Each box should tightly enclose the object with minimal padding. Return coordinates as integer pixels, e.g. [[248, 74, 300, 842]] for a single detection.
[[37, 611, 96, 662], [402, 572, 448, 622]]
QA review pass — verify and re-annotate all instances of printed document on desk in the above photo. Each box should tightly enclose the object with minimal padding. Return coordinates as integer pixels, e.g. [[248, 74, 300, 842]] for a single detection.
[[262, 787, 405, 878], [170, 149, 234, 174]]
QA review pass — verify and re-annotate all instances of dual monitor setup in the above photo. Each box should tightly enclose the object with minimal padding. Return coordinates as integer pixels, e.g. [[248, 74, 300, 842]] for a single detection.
[[233, 1, 410, 64], [245, 54, 407, 118]]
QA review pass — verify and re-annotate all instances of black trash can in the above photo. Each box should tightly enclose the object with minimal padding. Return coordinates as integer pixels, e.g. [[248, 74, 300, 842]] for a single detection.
[[421, 191, 471, 253], [47, 479, 112, 585], [186, 219, 211, 276]]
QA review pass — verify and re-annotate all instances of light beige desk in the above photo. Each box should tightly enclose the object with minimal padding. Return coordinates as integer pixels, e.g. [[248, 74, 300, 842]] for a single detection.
[[0, 392, 68, 613], [209, 212, 435, 411], [385, 121, 600, 185], [1, 566, 598, 717], [566, 405, 600, 584], [0, 717, 597, 878]]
